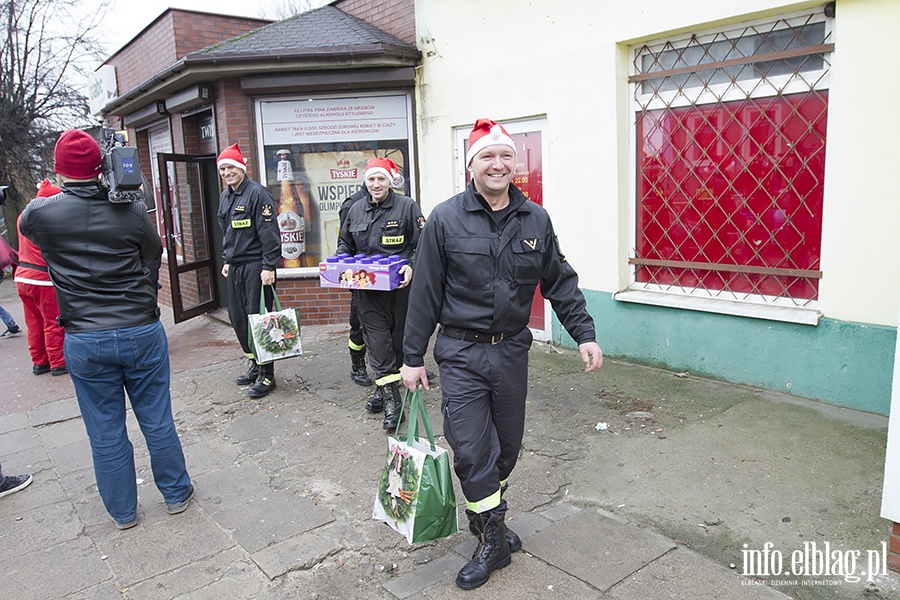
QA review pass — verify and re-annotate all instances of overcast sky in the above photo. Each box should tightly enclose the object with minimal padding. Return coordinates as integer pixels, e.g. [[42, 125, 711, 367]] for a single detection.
[[91, 0, 329, 67]]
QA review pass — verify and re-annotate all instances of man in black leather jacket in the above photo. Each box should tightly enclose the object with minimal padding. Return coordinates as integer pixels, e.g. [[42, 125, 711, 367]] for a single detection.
[[19, 129, 193, 530]]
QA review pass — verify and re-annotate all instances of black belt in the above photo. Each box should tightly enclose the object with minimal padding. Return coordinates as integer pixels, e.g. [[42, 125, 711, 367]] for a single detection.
[[440, 326, 518, 345]]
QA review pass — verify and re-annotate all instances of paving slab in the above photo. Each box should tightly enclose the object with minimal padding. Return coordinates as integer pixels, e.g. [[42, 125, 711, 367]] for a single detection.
[[29, 396, 81, 427], [383, 553, 468, 599], [414, 549, 606, 599], [2, 536, 112, 600], [524, 509, 676, 592], [0, 473, 66, 517], [0, 410, 30, 432], [125, 546, 251, 600], [211, 490, 334, 553], [251, 529, 344, 579], [44, 437, 93, 474], [37, 416, 88, 448], [0, 424, 41, 456], [88, 509, 236, 587], [608, 546, 789, 599], [0, 500, 83, 561]]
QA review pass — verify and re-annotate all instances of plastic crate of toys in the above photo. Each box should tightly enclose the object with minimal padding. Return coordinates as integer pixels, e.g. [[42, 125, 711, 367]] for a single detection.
[[319, 254, 408, 291]]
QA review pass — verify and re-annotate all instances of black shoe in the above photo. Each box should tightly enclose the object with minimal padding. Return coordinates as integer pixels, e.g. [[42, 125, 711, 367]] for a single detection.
[[248, 375, 276, 398], [382, 382, 405, 430], [351, 365, 373, 386], [365, 385, 385, 413], [50, 365, 68, 377], [0, 473, 33, 498], [456, 510, 512, 590], [32, 364, 50, 376], [350, 354, 373, 386], [236, 360, 260, 386], [468, 509, 522, 552]]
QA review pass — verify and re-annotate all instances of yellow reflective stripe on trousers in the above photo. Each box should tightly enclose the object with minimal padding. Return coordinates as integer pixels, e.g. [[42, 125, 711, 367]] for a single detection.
[[348, 339, 365, 352], [465, 489, 502, 513], [375, 372, 401, 386]]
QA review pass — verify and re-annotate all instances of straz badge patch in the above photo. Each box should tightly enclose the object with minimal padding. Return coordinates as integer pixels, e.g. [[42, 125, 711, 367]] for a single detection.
[[231, 219, 251, 229], [382, 235, 405, 246], [261, 204, 273, 218], [417, 216, 426, 230]]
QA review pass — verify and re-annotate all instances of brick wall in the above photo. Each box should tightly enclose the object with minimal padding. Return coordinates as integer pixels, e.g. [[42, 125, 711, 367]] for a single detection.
[[334, 0, 416, 44], [105, 11, 270, 97]]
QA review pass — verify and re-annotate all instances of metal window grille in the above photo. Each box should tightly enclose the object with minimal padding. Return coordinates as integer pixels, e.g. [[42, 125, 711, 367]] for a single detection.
[[630, 11, 832, 307]]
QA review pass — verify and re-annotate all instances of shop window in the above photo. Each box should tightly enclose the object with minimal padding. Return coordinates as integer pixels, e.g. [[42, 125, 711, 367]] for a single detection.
[[628, 10, 832, 312], [256, 94, 414, 272]]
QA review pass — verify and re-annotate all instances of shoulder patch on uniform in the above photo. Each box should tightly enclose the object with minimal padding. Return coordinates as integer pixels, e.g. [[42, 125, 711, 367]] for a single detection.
[[261, 204, 273, 217], [554, 235, 567, 262], [417, 216, 426, 229]]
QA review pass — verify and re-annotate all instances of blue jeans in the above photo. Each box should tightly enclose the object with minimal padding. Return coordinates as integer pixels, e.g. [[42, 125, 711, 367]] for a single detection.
[[0, 303, 17, 330], [65, 321, 191, 523]]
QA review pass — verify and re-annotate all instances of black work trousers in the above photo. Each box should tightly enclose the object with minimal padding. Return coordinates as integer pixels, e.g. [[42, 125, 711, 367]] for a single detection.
[[434, 327, 533, 513], [348, 290, 366, 358], [227, 260, 275, 365], [355, 286, 409, 386]]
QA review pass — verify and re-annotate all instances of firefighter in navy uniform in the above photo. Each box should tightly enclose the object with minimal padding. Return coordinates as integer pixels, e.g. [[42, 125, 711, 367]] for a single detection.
[[337, 157, 424, 430], [339, 187, 374, 389], [401, 119, 603, 591], [216, 143, 281, 399]]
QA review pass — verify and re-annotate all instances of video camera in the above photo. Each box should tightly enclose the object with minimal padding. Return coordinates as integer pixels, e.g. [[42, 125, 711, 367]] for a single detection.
[[100, 128, 145, 203]]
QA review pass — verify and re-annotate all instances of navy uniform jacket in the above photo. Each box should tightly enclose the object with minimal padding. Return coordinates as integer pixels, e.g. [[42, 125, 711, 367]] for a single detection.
[[216, 176, 281, 270], [403, 182, 596, 367], [336, 189, 425, 267]]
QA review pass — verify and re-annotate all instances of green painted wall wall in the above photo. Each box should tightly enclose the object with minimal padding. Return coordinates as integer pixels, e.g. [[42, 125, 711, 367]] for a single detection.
[[552, 290, 897, 415]]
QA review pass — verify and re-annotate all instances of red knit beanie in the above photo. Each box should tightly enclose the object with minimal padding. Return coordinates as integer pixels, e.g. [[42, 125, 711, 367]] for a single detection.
[[54, 129, 103, 179], [36, 179, 62, 197]]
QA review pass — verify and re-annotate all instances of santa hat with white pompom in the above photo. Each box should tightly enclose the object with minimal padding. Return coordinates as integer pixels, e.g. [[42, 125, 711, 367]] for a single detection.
[[465, 118, 517, 166]]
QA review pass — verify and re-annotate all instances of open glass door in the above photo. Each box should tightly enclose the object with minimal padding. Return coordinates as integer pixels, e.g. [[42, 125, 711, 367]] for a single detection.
[[158, 153, 219, 323]]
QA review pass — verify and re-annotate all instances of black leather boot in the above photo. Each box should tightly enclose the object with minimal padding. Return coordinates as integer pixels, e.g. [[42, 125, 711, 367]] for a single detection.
[[365, 385, 386, 413], [235, 359, 259, 386], [248, 362, 276, 398], [350, 352, 373, 386], [456, 509, 512, 590], [467, 503, 522, 552], [382, 382, 404, 430]]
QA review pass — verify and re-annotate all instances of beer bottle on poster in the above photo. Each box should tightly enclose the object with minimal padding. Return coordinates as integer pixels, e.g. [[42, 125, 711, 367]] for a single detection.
[[275, 149, 305, 267]]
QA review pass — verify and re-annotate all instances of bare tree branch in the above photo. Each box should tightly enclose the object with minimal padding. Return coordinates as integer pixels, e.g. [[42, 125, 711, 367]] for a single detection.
[[0, 0, 108, 245]]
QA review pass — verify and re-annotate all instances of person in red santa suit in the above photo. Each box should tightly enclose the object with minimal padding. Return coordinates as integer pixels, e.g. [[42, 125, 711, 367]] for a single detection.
[[15, 179, 67, 376]]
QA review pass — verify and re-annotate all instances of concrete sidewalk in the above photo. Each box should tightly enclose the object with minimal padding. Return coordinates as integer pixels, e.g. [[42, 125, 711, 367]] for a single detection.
[[0, 279, 896, 599]]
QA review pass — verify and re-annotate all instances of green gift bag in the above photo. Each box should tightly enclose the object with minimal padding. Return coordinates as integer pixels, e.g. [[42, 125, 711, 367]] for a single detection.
[[372, 388, 459, 544], [247, 285, 303, 364]]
